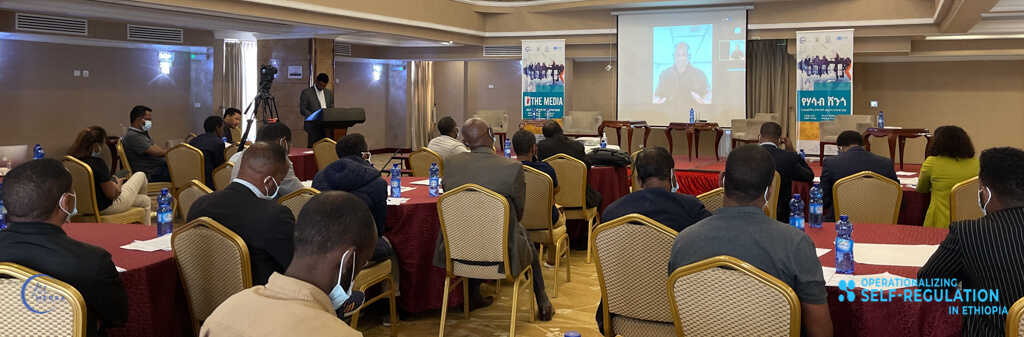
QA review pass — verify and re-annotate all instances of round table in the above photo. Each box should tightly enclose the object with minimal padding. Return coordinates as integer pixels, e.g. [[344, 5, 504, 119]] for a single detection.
[[64, 223, 190, 337], [288, 147, 317, 181]]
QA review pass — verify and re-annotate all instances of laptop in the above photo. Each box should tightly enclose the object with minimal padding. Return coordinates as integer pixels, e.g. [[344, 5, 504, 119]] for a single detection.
[[0, 145, 29, 176]]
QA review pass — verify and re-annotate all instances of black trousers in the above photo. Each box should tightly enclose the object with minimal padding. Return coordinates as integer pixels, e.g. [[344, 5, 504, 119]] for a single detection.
[[304, 122, 326, 148]]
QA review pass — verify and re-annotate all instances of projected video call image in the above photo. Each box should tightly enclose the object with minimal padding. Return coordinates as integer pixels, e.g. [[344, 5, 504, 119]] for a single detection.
[[652, 24, 713, 105]]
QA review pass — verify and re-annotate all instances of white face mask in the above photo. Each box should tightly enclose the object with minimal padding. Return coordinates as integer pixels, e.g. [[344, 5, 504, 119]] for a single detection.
[[59, 193, 78, 223], [361, 152, 372, 163], [978, 187, 992, 216], [142, 120, 152, 132], [763, 186, 770, 206], [671, 176, 679, 193], [91, 145, 102, 158], [328, 250, 357, 310], [262, 176, 280, 200]]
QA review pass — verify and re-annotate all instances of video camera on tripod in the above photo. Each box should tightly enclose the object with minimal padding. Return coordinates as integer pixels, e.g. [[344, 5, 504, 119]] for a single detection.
[[259, 65, 277, 93], [238, 64, 281, 150]]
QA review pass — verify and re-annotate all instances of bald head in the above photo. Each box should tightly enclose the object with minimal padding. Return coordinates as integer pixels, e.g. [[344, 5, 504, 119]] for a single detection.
[[461, 117, 494, 149], [238, 141, 289, 182]]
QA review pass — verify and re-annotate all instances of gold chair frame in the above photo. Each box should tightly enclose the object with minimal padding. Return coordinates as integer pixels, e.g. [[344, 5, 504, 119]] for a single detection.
[[544, 154, 600, 263], [312, 138, 338, 172], [277, 187, 321, 220], [629, 149, 642, 192], [61, 156, 147, 224], [950, 176, 982, 222], [223, 144, 239, 163], [764, 171, 781, 219], [522, 166, 571, 297], [171, 217, 252, 336], [183, 133, 197, 143], [176, 179, 212, 223], [834, 170, 904, 224], [349, 260, 398, 337], [116, 138, 174, 195], [696, 187, 725, 213], [1006, 295, 1024, 337], [0, 262, 88, 337], [211, 162, 234, 191], [409, 147, 444, 178], [166, 143, 206, 218]]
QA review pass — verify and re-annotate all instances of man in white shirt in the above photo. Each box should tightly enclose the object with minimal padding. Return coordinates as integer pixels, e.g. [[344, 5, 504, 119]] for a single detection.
[[300, 73, 334, 148], [427, 116, 469, 159], [230, 123, 303, 200]]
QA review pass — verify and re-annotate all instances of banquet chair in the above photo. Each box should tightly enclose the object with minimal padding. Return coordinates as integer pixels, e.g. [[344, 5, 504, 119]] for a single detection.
[[764, 171, 781, 219], [166, 144, 206, 217], [950, 177, 983, 222], [730, 113, 780, 148], [834, 171, 903, 224], [408, 147, 443, 178], [697, 188, 726, 213], [350, 260, 398, 337], [116, 139, 174, 195], [474, 110, 508, 134], [630, 150, 642, 192], [593, 214, 678, 337], [544, 154, 600, 263], [0, 262, 87, 337], [229, 127, 242, 145], [1007, 296, 1024, 337], [61, 156, 148, 224], [437, 184, 534, 337], [668, 256, 800, 337], [212, 162, 234, 191], [563, 111, 603, 136], [312, 138, 338, 171], [277, 188, 320, 220], [183, 133, 197, 143], [818, 115, 876, 162], [223, 143, 239, 162], [521, 166, 571, 297], [172, 217, 252, 336], [176, 180, 212, 225]]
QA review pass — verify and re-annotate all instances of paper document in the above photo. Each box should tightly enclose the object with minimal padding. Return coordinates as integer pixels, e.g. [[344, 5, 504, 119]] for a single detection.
[[410, 179, 439, 186], [116, 266, 127, 273], [854, 243, 939, 267], [896, 171, 916, 176], [301, 180, 313, 188], [120, 234, 172, 252], [386, 198, 410, 206], [822, 267, 836, 283], [385, 186, 417, 193], [898, 177, 919, 186], [816, 248, 831, 257]]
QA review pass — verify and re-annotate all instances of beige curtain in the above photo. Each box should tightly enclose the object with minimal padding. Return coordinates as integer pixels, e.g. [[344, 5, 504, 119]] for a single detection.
[[410, 61, 435, 149], [223, 41, 243, 112], [747, 40, 794, 135]]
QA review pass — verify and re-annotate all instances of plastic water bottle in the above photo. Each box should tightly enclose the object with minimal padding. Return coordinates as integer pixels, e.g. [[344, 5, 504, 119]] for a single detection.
[[156, 188, 173, 236], [564, 332, 581, 337], [835, 215, 855, 274], [222, 136, 228, 143], [503, 138, 512, 158], [789, 194, 805, 232], [428, 163, 440, 197], [808, 183, 824, 228], [390, 163, 401, 198], [799, 149, 806, 160], [689, 108, 695, 123], [877, 111, 884, 128], [600, 133, 607, 148], [0, 184, 7, 230], [33, 144, 44, 160]]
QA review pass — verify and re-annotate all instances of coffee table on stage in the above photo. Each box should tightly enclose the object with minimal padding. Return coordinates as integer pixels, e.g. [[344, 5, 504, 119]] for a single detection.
[[598, 120, 650, 153], [863, 127, 933, 170], [663, 122, 724, 161]]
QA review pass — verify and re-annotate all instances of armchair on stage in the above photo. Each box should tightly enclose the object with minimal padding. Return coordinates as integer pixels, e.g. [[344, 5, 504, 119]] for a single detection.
[[818, 115, 876, 160], [563, 111, 603, 136], [730, 113, 781, 148], [305, 108, 366, 140], [474, 110, 508, 134]]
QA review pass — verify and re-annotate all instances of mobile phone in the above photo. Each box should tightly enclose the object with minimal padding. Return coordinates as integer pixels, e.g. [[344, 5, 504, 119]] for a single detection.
[[114, 169, 130, 179]]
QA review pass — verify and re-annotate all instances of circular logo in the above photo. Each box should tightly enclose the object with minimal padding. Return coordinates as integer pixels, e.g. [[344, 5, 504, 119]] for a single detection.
[[21, 274, 64, 314]]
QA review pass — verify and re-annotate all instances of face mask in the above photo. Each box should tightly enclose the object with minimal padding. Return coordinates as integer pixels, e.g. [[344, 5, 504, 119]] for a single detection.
[[262, 177, 280, 200], [328, 250, 357, 310], [361, 152, 372, 162], [279, 139, 290, 150], [671, 177, 679, 193], [59, 193, 78, 223], [763, 186, 770, 206], [142, 120, 152, 132], [91, 145, 102, 158], [978, 187, 992, 216]]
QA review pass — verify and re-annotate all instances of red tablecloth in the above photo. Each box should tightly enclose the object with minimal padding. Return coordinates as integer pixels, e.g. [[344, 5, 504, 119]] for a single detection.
[[807, 223, 960, 337], [64, 223, 191, 337], [289, 147, 317, 181]]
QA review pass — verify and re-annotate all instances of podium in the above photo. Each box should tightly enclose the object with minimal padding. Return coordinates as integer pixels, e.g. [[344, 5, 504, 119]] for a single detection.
[[305, 108, 366, 140]]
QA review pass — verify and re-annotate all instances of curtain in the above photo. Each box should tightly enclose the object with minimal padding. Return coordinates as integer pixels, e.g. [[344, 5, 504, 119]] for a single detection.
[[747, 40, 794, 135], [409, 61, 435, 149], [222, 41, 258, 142]]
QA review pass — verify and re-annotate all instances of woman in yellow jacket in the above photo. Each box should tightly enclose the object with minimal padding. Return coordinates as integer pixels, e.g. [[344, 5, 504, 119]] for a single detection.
[[917, 125, 979, 228]]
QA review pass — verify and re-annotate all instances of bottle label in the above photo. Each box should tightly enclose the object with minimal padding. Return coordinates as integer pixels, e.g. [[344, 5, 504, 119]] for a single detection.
[[810, 204, 823, 214], [836, 238, 853, 253], [790, 217, 804, 230], [158, 212, 173, 224], [429, 178, 438, 189]]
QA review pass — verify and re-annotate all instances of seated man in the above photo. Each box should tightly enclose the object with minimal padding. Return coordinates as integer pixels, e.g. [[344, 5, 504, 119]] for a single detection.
[[758, 122, 814, 222], [312, 133, 392, 262], [432, 118, 555, 321], [122, 105, 171, 182], [222, 107, 242, 144], [427, 116, 469, 159], [200, 191, 376, 336], [188, 142, 295, 285], [536, 120, 601, 209], [669, 145, 833, 337], [604, 146, 712, 232], [511, 129, 562, 265], [821, 130, 899, 221], [919, 147, 1024, 336], [188, 116, 228, 188], [229, 122, 303, 199], [0, 159, 129, 337]]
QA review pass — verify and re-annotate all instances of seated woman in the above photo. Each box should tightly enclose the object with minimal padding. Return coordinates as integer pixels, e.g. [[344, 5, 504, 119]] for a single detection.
[[66, 126, 151, 224], [917, 125, 980, 228]]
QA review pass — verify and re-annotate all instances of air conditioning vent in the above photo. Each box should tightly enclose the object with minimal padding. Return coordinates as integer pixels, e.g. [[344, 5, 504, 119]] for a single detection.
[[15, 13, 87, 36], [334, 43, 352, 56], [483, 45, 520, 57], [127, 25, 183, 43]]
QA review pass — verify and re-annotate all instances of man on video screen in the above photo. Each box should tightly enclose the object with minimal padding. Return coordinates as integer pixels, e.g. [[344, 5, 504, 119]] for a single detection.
[[654, 41, 711, 105]]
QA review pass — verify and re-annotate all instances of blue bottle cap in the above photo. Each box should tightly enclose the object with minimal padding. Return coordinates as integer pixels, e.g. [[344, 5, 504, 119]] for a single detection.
[[564, 332, 581, 337], [839, 215, 849, 221], [793, 194, 800, 198], [813, 182, 820, 187], [161, 188, 169, 194]]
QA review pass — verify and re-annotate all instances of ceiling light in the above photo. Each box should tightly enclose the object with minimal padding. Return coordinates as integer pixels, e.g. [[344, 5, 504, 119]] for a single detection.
[[925, 34, 1024, 40]]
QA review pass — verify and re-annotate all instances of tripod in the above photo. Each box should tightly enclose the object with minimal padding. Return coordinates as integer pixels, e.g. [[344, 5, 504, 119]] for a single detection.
[[238, 81, 279, 151]]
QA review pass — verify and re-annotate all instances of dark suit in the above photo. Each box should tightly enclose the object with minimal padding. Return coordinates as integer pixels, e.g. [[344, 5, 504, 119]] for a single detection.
[[762, 143, 815, 222], [186, 182, 295, 285], [0, 222, 129, 337], [537, 135, 602, 209], [299, 86, 334, 148], [188, 132, 226, 188], [820, 146, 899, 221]]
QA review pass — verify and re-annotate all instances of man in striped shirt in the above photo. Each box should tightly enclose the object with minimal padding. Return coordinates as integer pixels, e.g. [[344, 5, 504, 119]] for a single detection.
[[919, 146, 1024, 336]]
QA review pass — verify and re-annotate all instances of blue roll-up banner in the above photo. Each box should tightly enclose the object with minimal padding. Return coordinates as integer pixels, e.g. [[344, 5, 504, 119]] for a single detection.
[[522, 39, 565, 120], [795, 29, 853, 156]]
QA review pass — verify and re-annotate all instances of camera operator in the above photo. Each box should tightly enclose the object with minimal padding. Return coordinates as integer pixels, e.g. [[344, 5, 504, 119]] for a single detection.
[[299, 73, 334, 148]]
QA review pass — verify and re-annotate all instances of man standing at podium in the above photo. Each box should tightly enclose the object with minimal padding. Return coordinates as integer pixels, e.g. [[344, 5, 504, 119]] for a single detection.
[[300, 73, 334, 148]]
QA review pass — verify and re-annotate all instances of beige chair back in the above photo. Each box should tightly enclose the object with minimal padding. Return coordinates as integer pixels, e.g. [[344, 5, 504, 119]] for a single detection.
[[668, 256, 800, 337], [837, 114, 876, 134], [697, 188, 726, 213], [61, 156, 104, 221], [564, 111, 603, 135], [177, 180, 212, 221], [223, 144, 238, 162], [473, 110, 508, 132], [834, 170, 903, 224], [0, 262, 87, 337], [212, 162, 234, 191], [312, 138, 338, 171], [171, 217, 252, 335], [521, 166, 556, 231], [166, 143, 206, 191], [630, 150, 642, 192], [409, 147, 443, 178], [183, 133, 197, 143], [764, 171, 781, 219], [754, 113, 781, 124], [594, 214, 678, 336], [229, 128, 241, 145], [116, 139, 132, 173], [437, 184, 513, 281], [951, 176, 983, 222], [818, 121, 842, 143], [278, 188, 321, 220], [1007, 296, 1024, 337], [544, 154, 588, 209]]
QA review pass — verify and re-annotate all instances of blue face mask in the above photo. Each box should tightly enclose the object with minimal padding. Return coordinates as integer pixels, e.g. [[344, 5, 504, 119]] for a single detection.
[[59, 193, 78, 223], [329, 250, 356, 310], [142, 120, 152, 132], [91, 145, 102, 158]]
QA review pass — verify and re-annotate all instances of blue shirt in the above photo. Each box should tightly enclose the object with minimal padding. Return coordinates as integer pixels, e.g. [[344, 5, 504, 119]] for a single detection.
[[523, 161, 560, 224], [602, 188, 712, 233]]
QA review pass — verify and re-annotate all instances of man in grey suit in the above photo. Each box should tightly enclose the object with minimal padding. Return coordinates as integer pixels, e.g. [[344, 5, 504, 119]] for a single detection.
[[299, 73, 334, 148], [431, 118, 555, 321]]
